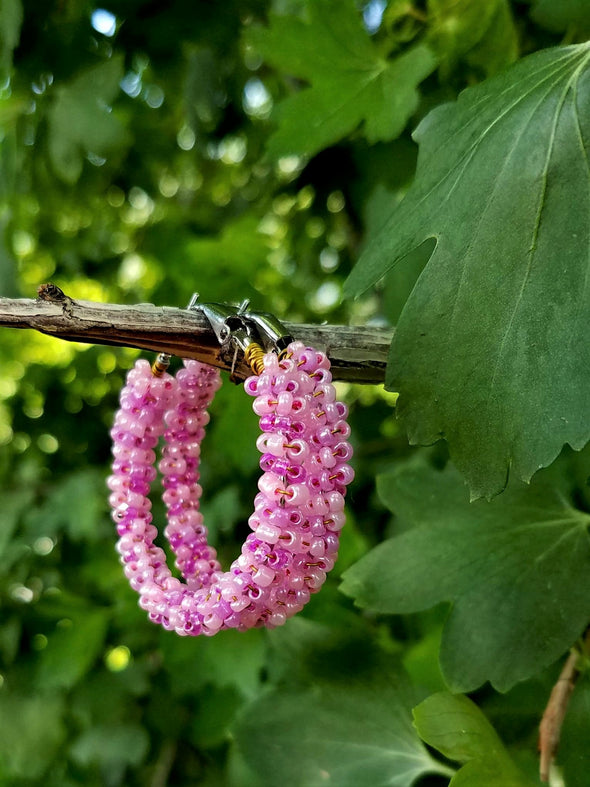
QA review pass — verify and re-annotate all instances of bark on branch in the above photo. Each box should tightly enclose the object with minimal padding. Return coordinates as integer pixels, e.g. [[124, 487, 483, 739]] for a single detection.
[[538, 628, 590, 782], [0, 291, 392, 384]]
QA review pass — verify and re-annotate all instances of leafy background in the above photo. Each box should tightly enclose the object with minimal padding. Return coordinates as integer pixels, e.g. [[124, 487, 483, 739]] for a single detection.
[[0, 1, 589, 785]]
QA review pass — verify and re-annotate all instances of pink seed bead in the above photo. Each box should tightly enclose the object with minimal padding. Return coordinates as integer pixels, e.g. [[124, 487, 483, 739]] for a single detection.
[[268, 609, 287, 627], [332, 465, 355, 485], [256, 523, 281, 543], [305, 567, 326, 590], [326, 491, 345, 512], [252, 396, 277, 416], [309, 538, 326, 558], [275, 391, 293, 415], [318, 447, 337, 469], [258, 472, 281, 498], [230, 595, 250, 612], [256, 432, 286, 457], [284, 439, 309, 463], [325, 512, 345, 532], [252, 565, 275, 587], [283, 483, 310, 507]]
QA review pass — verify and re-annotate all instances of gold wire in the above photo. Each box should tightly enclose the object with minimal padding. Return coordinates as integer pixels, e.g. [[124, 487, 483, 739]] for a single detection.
[[151, 353, 171, 377], [244, 342, 266, 375]]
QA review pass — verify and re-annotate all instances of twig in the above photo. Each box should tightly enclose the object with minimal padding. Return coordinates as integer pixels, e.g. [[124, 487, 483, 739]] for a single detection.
[[0, 287, 393, 384], [150, 740, 177, 787], [538, 629, 590, 781]]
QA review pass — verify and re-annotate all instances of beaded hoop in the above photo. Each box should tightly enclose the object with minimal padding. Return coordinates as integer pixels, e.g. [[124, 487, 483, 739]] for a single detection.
[[108, 341, 354, 636]]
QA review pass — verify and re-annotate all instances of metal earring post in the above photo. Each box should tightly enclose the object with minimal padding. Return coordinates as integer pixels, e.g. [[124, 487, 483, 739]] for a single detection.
[[188, 297, 293, 376]]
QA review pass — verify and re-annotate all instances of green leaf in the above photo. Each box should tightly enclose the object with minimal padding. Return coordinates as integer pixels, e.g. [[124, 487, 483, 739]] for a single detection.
[[531, 0, 590, 34], [37, 609, 109, 690], [151, 214, 270, 306], [250, 0, 437, 158], [0, 693, 66, 779], [340, 464, 590, 692], [464, 0, 519, 76], [414, 692, 535, 786], [0, 488, 34, 558], [199, 485, 242, 543], [0, 212, 19, 297], [208, 376, 261, 474], [0, 0, 22, 79], [428, 0, 518, 77], [160, 627, 265, 699], [265, 616, 384, 685], [362, 182, 434, 325], [345, 43, 590, 498], [558, 673, 590, 786], [190, 685, 243, 749], [47, 56, 129, 182], [70, 723, 149, 767], [24, 469, 108, 543], [234, 660, 449, 787], [403, 625, 447, 695]]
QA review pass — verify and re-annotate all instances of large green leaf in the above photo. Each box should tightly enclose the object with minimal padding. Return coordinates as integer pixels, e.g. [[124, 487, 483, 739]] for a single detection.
[[47, 56, 129, 183], [340, 464, 590, 692], [234, 663, 450, 787], [249, 0, 437, 159], [413, 692, 535, 786], [345, 43, 590, 498]]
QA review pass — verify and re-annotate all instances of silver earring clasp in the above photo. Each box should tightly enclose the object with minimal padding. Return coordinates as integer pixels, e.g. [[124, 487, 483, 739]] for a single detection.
[[187, 294, 292, 354]]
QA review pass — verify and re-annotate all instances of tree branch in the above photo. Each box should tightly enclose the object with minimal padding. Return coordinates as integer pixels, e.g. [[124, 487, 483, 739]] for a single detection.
[[538, 628, 590, 782], [0, 290, 392, 384]]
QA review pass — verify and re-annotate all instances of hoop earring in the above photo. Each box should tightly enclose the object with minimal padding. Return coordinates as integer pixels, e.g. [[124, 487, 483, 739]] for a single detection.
[[108, 340, 354, 636]]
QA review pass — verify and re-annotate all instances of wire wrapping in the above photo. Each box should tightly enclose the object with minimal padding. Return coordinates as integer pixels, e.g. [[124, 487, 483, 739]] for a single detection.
[[151, 353, 172, 377], [244, 342, 266, 375]]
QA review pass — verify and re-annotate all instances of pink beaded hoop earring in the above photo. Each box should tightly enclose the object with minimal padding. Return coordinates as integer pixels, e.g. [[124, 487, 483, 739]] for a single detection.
[[108, 305, 354, 637]]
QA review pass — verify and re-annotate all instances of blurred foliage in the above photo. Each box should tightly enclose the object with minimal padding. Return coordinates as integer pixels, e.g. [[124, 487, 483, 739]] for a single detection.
[[0, 1, 588, 785]]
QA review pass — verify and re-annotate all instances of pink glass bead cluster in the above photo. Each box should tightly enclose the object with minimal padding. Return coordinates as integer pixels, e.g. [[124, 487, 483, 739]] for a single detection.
[[108, 341, 354, 636]]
